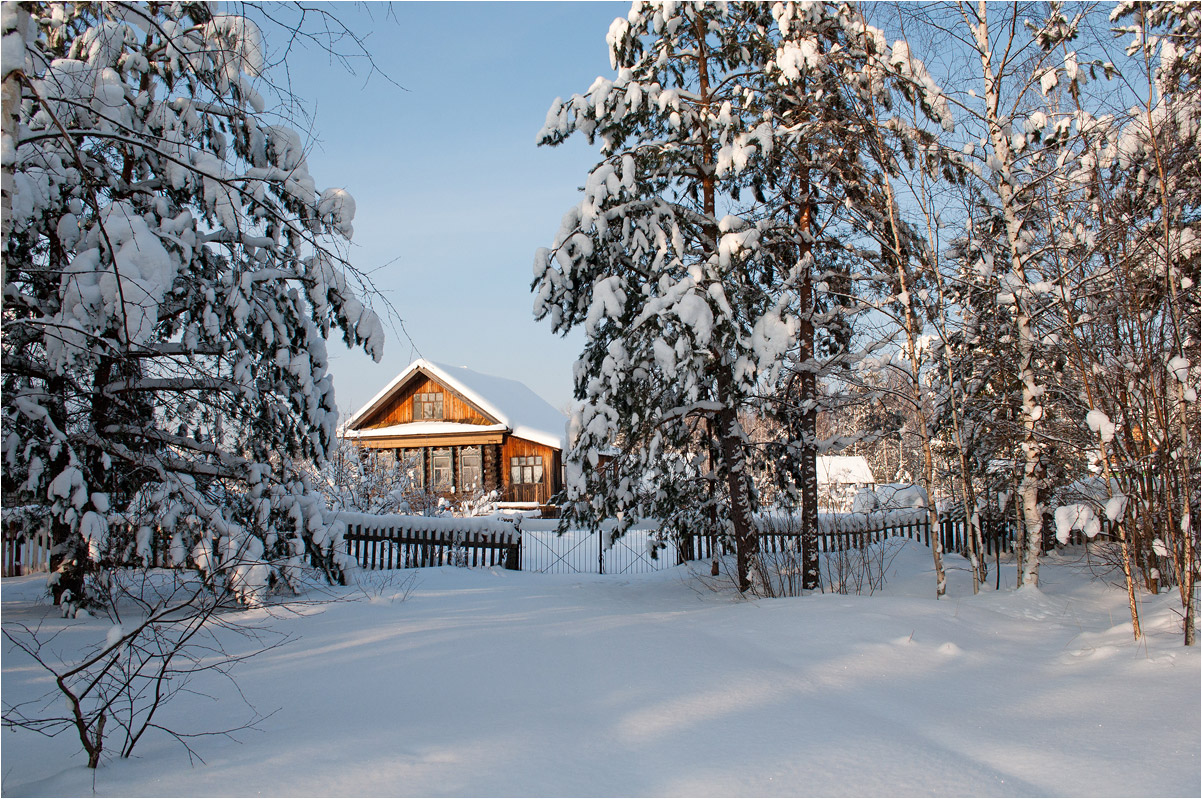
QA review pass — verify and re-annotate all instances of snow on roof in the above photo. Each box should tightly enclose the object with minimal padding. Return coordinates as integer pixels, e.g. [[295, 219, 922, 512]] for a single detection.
[[817, 455, 875, 486], [343, 359, 568, 450]]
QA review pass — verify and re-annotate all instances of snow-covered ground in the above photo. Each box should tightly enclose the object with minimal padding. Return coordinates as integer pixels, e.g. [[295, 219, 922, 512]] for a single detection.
[[2, 542, 1198, 797]]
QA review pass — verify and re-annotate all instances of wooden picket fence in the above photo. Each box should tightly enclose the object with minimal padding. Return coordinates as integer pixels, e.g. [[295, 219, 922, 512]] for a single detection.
[[339, 515, 521, 571], [679, 512, 934, 564], [2, 523, 184, 577], [2, 509, 1110, 579], [678, 510, 1111, 566]]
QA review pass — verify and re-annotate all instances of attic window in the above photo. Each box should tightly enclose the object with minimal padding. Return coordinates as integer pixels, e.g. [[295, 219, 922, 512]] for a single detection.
[[414, 392, 443, 420]]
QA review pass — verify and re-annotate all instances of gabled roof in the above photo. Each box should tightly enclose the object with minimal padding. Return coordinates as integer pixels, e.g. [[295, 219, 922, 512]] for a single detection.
[[817, 455, 875, 485], [343, 359, 567, 450]]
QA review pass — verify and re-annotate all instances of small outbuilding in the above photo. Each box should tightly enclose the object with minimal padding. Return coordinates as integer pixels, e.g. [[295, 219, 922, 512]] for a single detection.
[[817, 455, 876, 510]]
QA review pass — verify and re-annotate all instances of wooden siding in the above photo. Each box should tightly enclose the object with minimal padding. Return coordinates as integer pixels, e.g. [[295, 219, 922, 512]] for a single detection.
[[357, 371, 497, 429], [484, 443, 502, 494], [500, 436, 562, 505]]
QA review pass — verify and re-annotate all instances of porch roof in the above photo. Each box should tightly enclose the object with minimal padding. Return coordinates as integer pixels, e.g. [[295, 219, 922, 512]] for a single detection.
[[342, 421, 508, 449]]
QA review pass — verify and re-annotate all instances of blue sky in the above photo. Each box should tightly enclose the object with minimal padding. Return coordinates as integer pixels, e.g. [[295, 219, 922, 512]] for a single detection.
[[262, 2, 629, 418]]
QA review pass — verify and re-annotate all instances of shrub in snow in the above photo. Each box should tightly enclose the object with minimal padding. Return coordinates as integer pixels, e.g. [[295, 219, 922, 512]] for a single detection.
[[1053, 503, 1101, 545], [850, 484, 930, 514]]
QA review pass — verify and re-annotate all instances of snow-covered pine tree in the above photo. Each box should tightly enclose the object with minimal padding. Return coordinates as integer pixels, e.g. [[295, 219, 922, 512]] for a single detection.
[[1, 3, 383, 609], [535, 1, 956, 593], [535, 2, 784, 592]]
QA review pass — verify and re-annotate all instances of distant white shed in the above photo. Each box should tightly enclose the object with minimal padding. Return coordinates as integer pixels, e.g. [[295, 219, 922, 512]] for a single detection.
[[817, 455, 876, 510]]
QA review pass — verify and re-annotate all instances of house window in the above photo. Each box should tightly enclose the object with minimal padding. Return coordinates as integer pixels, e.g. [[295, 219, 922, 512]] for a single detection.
[[460, 446, 482, 491], [510, 455, 543, 485], [432, 448, 453, 489], [402, 448, 424, 489], [413, 392, 443, 420], [375, 449, 397, 471]]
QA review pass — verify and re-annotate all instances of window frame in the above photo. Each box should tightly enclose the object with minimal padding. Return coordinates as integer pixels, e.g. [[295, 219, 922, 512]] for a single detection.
[[460, 446, 482, 491], [432, 447, 453, 490], [402, 448, 425, 488], [413, 392, 444, 420], [509, 455, 543, 486]]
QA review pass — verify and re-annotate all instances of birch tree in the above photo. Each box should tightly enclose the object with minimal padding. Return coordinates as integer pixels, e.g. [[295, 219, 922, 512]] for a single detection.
[[1102, 0, 1199, 644], [1032, 0, 1199, 642], [917, 0, 1084, 589]]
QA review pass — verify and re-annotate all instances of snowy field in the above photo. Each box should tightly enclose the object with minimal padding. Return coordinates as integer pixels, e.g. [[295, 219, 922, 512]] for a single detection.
[[2, 542, 1198, 798]]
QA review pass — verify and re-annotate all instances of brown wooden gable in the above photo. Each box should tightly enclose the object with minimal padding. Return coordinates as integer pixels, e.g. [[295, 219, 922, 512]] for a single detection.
[[348, 367, 497, 430], [354, 367, 501, 430]]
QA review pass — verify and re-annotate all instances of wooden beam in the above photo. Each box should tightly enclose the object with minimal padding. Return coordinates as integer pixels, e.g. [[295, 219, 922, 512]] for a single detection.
[[345, 432, 505, 449]]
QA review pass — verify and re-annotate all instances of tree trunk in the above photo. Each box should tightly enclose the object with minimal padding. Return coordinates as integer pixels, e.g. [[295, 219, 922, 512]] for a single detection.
[[796, 160, 820, 592], [1016, 312, 1044, 589], [971, 2, 1046, 588], [717, 402, 757, 593], [46, 374, 86, 606], [693, 18, 754, 590]]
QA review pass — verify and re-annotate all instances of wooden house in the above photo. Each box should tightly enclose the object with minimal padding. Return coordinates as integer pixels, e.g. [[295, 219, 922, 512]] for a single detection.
[[340, 359, 567, 507]]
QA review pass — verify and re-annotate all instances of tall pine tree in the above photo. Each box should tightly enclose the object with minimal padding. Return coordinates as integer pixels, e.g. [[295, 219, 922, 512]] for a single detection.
[[536, 1, 955, 593]]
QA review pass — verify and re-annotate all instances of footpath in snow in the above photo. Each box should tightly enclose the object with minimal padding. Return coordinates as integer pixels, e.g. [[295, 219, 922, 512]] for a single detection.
[[2, 542, 1198, 797]]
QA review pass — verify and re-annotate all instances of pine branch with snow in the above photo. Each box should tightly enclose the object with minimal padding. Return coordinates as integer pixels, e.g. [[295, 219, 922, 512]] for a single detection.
[[1, 3, 385, 609]]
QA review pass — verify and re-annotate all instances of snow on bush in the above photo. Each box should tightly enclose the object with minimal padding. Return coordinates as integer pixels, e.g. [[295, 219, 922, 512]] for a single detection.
[[851, 484, 930, 514], [1053, 503, 1102, 544]]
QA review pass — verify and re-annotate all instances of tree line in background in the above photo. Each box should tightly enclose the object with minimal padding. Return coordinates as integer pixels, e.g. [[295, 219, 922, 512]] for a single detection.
[[535, 1, 1198, 644]]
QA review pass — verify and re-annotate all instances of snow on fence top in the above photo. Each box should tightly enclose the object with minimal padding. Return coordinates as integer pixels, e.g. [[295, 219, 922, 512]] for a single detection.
[[335, 511, 521, 542]]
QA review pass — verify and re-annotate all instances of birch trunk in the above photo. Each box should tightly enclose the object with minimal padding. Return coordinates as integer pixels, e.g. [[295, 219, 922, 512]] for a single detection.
[[968, 1, 1046, 587]]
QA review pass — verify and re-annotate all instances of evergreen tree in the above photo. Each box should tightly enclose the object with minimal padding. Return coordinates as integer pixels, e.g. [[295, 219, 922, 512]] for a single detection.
[[1, 2, 382, 608], [535, 1, 953, 593], [535, 2, 781, 591]]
